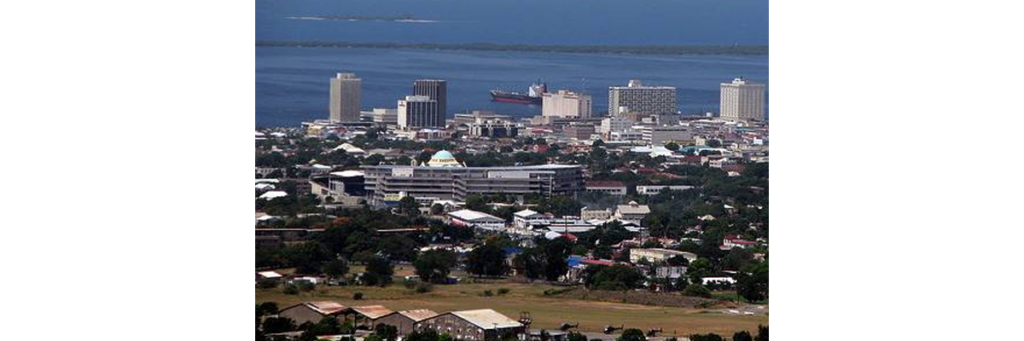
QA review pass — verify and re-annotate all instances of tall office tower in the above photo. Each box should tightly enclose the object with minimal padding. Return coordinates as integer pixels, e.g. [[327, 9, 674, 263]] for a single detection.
[[542, 90, 593, 118], [608, 79, 677, 116], [329, 73, 362, 122], [397, 95, 441, 129], [412, 79, 447, 126], [720, 77, 766, 122]]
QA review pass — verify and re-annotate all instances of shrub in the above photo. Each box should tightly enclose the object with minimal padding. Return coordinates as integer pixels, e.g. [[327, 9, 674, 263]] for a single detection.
[[482, 290, 494, 297], [353, 292, 364, 300], [297, 281, 316, 292], [283, 284, 299, 295], [682, 284, 713, 298], [257, 279, 279, 289], [497, 288, 510, 295], [415, 282, 433, 293], [688, 334, 723, 341], [403, 279, 417, 289]]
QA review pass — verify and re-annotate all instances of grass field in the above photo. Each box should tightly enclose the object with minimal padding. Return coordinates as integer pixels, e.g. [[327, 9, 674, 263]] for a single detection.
[[257, 268, 767, 337]]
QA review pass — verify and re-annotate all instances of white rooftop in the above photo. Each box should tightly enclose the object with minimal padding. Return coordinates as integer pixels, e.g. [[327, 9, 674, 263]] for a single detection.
[[331, 170, 365, 178], [450, 309, 523, 329], [259, 191, 288, 200], [448, 209, 503, 222], [514, 209, 541, 218]]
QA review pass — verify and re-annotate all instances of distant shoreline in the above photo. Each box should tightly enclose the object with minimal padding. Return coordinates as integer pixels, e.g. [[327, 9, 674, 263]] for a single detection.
[[255, 41, 769, 56]]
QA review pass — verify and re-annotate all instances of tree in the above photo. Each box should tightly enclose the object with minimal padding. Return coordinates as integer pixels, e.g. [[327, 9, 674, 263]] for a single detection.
[[513, 248, 544, 280], [736, 260, 768, 302], [363, 256, 394, 286], [617, 328, 646, 341], [541, 237, 572, 281], [414, 249, 457, 283], [592, 139, 605, 147], [732, 331, 753, 341], [755, 325, 768, 341], [688, 334, 723, 341], [706, 139, 722, 148], [284, 242, 331, 274], [308, 316, 343, 335], [406, 329, 440, 341], [465, 242, 509, 277], [687, 258, 714, 285], [374, 324, 399, 341], [567, 332, 587, 341], [430, 203, 444, 215], [666, 255, 690, 266], [438, 333, 453, 341], [665, 142, 680, 151], [399, 196, 420, 217], [722, 248, 754, 271], [261, 316, 296, 333], [323, 258, 349, 281], [583, 265, 644, 290]]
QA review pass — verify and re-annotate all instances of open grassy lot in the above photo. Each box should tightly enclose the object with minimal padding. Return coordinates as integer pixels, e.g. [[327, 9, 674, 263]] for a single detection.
[[257, 277, 767, 337]]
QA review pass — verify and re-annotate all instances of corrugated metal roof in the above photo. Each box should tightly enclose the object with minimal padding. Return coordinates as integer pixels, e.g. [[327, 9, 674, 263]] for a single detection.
[[448, 209, 503, 222], [398, 309, 439, 322], [307, 301, 347, 315], [352, 305, 393, 319], [450, 309, 523, 329]]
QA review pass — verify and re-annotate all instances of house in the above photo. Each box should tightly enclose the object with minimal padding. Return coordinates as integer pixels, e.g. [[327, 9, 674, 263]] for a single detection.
[[722, 235, 758, 250], [586, 180, 627, 196], [278, 301, 348, 325], [376, 309, 440, 336], [416, 309, 525, 341], [513, 209, 551, 229], [629, 248, 697, 264], [615, 201, 651, 222], [447, 209, 506, 231]]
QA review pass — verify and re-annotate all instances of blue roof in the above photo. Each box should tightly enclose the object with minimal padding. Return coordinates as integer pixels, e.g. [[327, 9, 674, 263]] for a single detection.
[[567, 255, 583, 267], [503, 247, 523, 255], [431, 150, 456, 160]]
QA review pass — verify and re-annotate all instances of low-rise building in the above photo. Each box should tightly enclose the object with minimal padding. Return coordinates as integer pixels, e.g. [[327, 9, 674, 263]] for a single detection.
[[580, 207, 613, 220], [586, 180, 627, 196], [641, 125, 693, 145], [635, 185, 694, 195], [629, 248, 697, 264], [722, 235, 759, 250], [416, 309, 526, 341], [448, 209, 506, 231], [376, 309, 440, 336], [615, 201, 651, 221], [278, 301, 348, 326], [513, 209, 551, 229]]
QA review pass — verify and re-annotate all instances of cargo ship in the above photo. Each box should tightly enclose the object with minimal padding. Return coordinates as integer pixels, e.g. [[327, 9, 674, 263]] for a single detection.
[[490, 82, 547, 105]]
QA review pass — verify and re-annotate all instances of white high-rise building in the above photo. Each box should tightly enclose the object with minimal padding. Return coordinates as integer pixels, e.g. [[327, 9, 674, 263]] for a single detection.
[[608, 79, 677, 116], [329, 73, 362, 122], [720, 78, 766, 122], [397, 95, 441, 129], [542, 90, 592, 118]]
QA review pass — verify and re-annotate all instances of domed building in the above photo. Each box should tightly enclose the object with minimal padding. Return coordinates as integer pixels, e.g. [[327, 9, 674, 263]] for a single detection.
[[425, 150, 464, 167]]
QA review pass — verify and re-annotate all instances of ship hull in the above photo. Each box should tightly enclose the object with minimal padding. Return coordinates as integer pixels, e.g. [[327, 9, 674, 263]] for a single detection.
[[490, 92, 542, 105]]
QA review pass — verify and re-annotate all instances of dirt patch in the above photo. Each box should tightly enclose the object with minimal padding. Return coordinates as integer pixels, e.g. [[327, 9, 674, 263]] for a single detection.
[[551, 287, 733, 309]]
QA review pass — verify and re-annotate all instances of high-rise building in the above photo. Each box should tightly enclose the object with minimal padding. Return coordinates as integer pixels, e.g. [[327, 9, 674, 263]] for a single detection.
[[413, 79, 447, 125], [397, 95, 441, 129], [329, 73, 362, 122], [542, 90, 592, 118], [720, 78, 766, 121], [608, 79, 677, 116]]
